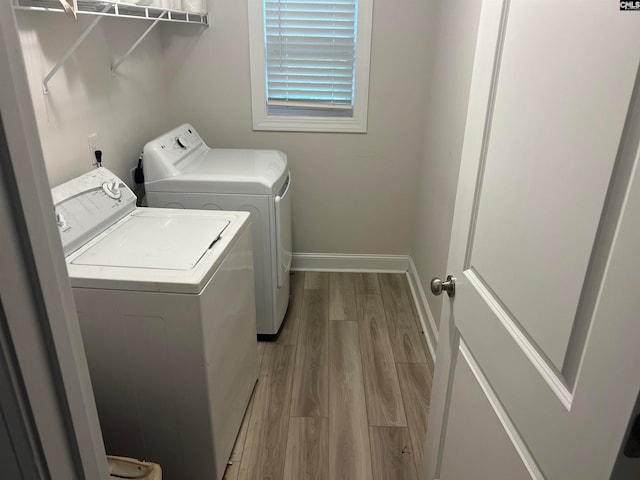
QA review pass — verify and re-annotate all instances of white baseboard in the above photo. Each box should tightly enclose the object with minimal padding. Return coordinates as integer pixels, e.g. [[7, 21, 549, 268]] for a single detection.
[[291, 253, 409, 273], [406, 256, 438, 362]]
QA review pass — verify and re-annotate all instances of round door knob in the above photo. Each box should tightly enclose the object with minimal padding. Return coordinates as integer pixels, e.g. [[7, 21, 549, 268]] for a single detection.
[[431, 275, 456, 298]]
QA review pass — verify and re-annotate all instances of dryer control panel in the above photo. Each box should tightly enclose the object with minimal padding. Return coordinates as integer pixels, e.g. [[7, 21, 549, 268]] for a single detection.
[[142, 123, 207, 183], [51, 168, 136, 256]]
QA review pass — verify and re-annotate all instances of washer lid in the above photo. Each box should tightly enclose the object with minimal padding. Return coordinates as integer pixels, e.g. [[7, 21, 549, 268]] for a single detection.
[[72, 214, 229, 270]]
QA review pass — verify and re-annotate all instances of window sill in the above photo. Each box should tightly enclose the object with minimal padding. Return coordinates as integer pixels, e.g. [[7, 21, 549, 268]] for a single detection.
[[252, 113, 368, 133]]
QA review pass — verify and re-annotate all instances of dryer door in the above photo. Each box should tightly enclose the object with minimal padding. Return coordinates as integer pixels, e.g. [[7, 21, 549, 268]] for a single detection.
[[274, 172, 292, 288]]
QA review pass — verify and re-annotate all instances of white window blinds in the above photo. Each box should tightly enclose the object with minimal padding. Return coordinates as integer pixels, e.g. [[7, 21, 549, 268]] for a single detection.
[[264, 0, 358, 109]]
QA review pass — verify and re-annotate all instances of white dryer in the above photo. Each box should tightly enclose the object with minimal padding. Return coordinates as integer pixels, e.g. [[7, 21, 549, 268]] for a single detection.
[[52, 167, 258, 480], [142, 124, 292, 335]]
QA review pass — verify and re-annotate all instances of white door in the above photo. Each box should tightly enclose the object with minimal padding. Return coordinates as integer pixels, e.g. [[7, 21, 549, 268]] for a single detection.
[[424, 1, 640, 479]]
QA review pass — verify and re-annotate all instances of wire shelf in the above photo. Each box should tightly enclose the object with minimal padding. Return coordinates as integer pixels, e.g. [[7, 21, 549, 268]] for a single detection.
[[14, 0, 209, 93], [14, 0, 209, 26]]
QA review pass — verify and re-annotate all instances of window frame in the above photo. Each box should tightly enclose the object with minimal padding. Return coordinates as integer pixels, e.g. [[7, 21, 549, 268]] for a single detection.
[[247, 0, 374, 133]]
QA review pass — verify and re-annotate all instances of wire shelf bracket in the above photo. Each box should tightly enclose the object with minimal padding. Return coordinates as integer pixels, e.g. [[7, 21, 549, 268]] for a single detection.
[[111, 10, 165, 76], [42, 4, 109, 94]]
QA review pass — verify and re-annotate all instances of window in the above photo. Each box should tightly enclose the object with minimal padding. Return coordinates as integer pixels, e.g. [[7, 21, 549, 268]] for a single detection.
[[248, 0, 373, 132]]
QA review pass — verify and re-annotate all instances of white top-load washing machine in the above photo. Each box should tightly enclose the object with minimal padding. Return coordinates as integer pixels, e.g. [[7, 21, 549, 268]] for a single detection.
[[52, 167, 258, 480], [142, 124, 292, 335]]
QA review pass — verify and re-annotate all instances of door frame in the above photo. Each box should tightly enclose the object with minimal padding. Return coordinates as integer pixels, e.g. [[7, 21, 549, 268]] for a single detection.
[[0, 4, 108, 479]]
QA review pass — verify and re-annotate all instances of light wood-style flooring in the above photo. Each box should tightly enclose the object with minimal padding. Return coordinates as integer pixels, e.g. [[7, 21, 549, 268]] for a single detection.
[[224, 272, 434, 480]]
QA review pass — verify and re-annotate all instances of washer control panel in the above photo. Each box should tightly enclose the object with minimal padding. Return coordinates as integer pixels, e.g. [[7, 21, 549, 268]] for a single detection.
[[102, 180, 122, 199], [51, 168, 136, 256]]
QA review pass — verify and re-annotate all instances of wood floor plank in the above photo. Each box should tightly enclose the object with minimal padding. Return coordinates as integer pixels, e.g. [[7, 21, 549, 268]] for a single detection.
[[379, 273, 428, 363], [237, 344, 296, 480], [283, 417, 328, 480], [359, 294, 407, 427], [396, 362, 432, 475], [304, 271, 329, 290], [257, 341, 266, 365], [329, 272, 357, 321], [291, 289, 329, 417], [369, 426, 418, 480], [354, 272, 381, 296], [354, 273, 381, 321], [278, 272, 305, 345], [329, 321, 373, 480]]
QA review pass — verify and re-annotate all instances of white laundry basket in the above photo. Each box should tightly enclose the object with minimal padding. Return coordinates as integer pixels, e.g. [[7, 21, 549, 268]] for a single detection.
[[108, 456, 162, 480]]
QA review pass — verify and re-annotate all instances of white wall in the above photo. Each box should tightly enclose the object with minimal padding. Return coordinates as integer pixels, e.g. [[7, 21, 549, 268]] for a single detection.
[[16, 11, 171, 189], [410, 0, 482, 330], [160, 0, 436, 255]]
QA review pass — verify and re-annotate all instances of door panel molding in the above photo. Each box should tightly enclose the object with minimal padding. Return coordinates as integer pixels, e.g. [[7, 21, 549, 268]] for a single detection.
[[463, 0, 511, 270], [458, 340, 543, 479], [562, 61, 640, 388], [466, 267, 573, 409], [439, 339, 542, 480]]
